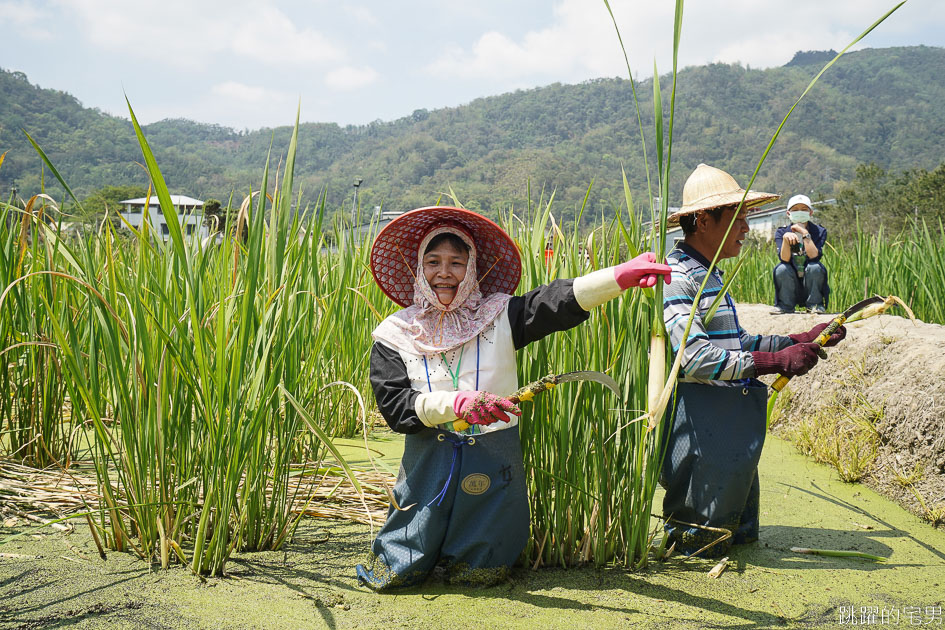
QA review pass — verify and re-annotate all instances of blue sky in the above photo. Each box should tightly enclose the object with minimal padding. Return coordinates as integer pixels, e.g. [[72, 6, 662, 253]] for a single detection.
[[1, 0, 941, 131]]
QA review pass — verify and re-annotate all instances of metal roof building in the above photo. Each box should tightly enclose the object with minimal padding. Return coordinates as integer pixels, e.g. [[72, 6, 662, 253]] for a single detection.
[[118, 195, 208, 241]]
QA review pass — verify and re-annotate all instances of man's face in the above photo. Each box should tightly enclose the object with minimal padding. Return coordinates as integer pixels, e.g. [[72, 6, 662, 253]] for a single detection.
[[699, 206, 750, 260]]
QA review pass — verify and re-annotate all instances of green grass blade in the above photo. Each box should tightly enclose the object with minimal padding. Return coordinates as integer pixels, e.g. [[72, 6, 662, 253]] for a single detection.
[[21, 131, 86, 214]]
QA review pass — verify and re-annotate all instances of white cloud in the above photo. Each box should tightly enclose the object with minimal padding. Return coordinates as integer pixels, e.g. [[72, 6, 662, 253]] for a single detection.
[[0, 1, 53, 37], [53, 0, 344, 68], [324, 65, 378, 91], [211, 81, 269, 103], [6, 0, 941, 130], [671, 1, 929, 69], [424, 0, 659, 82], [424, 0, 929, 85], [228, 5, 344, 66], [345, 5, 378, 27], [0, 0, 45, 24]]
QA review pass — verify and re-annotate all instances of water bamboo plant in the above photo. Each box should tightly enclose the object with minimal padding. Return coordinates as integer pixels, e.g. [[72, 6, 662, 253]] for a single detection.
[[513, 0, 906, 569], [0, 0, 908, 576], [1, 107, 381, 575]]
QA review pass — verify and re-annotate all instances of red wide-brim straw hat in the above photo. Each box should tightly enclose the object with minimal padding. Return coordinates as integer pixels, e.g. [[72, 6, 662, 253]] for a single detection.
[[370, 206, 522, 307]]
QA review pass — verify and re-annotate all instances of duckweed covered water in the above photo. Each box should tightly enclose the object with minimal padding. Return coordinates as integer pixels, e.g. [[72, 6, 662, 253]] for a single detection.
[[2, 436, 943, 629]]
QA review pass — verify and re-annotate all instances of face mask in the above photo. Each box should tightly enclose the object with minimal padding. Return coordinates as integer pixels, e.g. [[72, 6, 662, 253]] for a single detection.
[[789, 211, 811, 224]]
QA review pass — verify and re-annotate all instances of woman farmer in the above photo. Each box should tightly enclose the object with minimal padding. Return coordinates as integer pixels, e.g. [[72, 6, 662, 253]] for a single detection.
[[661, 165, 846, 557], [356, 206, 671, 590]]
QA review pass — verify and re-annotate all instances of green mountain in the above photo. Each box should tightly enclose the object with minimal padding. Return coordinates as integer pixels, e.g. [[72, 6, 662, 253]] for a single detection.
[[1, 46, 943, 220]]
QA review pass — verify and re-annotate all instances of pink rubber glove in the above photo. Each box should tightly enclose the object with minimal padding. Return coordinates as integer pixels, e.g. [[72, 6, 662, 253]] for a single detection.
[[614, 252, 672, 289], [453, 391, 522, 426], [751, 343, 822, 377], [788, 322, 847, 347]]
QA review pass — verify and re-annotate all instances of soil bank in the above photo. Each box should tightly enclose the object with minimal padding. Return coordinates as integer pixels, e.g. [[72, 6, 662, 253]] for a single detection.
[[3, 435, 944, 629], [737, 304, 945, 521]]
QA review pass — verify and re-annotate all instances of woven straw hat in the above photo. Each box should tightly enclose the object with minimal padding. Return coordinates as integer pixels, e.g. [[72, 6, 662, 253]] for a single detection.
[[668, 164, 779, 226], [370, 206, 522, 307]]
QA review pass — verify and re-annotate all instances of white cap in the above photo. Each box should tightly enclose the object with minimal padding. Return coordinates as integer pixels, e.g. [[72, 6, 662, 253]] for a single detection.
[[787, 194, 812, 211]]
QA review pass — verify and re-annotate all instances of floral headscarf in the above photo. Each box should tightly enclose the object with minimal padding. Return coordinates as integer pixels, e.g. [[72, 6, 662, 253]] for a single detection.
[[372, 226, 512, 355]]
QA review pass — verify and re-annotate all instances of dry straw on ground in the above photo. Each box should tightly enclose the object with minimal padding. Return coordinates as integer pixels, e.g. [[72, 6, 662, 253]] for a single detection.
[[0, 458, 392, 529]]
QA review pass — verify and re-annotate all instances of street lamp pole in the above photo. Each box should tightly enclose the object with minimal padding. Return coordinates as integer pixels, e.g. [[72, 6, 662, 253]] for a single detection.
[[351, 178, 363, 226]]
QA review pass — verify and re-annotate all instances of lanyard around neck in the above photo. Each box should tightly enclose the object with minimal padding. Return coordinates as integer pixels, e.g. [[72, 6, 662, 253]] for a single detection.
[[440, 346, 464, 391], [422, 335, 480, 392]]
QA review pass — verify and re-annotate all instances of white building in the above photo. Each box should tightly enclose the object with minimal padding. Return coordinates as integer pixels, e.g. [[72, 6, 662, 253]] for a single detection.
[[119, 195, 209, 241], [339, 207, 405, 245]]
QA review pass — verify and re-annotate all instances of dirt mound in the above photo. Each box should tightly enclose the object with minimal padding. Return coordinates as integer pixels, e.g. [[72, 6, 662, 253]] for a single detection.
[[737, 304, 945, 523]]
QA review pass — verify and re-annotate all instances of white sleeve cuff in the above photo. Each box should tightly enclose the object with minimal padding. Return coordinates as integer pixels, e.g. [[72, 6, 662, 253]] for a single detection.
[[572, 267, 622, 311], [414, 391, 459, 427]]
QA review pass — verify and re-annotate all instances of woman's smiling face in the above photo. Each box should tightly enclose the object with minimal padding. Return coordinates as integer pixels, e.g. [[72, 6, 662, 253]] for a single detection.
[[422, 239, 469, 305]]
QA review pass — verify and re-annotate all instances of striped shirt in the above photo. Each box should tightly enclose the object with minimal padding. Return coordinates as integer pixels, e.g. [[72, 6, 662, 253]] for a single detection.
[[663, 243, 792, 386]]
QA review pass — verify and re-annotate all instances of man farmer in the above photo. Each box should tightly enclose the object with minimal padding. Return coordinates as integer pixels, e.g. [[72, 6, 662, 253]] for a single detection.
[[772, 194, 830, 314], [661, 164, 846, 557]]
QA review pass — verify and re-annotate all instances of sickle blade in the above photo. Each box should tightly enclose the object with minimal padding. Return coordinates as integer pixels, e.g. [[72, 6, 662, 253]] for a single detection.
[[840, 296, 885, 320], [553, 371, 621, 397], [771, 295, 887, 396], [453, 369, 621, 431]]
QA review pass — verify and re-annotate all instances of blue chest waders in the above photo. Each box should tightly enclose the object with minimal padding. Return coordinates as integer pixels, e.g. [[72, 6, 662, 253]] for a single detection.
[[356, 425, 529, 590], [660, 380, 767, 557]]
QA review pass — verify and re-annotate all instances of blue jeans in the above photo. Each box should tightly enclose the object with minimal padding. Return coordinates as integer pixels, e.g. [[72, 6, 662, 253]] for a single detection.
[[773, 262, 828, 311]]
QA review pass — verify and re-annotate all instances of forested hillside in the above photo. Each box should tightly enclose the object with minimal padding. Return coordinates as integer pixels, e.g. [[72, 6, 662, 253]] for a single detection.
[[1, 46, 943, 222]]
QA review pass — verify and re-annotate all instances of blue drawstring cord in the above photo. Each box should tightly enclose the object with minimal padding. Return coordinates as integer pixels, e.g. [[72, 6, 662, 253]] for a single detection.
[[427, 433, 474, 507], [419, 334, 487, 506], [475, 334, 480, 389]]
